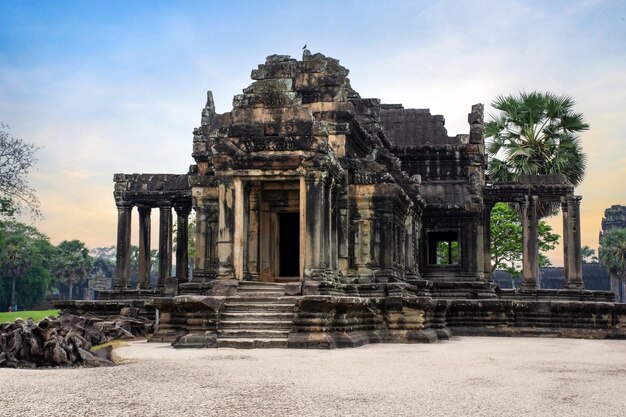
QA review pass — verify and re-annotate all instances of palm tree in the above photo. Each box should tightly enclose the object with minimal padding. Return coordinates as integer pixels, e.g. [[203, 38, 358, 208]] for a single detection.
[[486, 91, 589, 217], [1, 238, 31, 308], [599, 228, 626, 302], [52, 240, 93, 300]]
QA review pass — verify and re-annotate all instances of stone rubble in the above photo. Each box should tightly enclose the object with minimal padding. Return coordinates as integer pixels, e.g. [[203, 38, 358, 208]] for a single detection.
[[0, 309, 153, 368]]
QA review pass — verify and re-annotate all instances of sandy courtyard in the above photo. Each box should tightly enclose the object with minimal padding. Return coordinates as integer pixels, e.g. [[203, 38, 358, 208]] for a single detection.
[[1, 337, 625, 416]]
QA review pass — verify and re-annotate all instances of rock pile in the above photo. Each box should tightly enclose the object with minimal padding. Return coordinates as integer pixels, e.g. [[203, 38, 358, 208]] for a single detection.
[[0, 308, 153, 368]]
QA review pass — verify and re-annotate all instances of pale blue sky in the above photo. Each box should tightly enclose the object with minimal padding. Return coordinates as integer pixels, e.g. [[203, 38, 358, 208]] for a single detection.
[[1, 0, 625, 264]]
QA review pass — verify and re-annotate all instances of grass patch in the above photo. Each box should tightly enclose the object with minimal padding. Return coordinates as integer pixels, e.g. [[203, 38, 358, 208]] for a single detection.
[[0, 309, 60, 324]]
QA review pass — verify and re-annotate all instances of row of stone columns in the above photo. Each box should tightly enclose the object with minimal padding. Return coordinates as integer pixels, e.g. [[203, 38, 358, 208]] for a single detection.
[[115, 201, 191, 290], [519, 194, 583, 289]]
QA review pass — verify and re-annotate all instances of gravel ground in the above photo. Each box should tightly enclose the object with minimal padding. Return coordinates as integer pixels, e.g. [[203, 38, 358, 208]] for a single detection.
[[1, 337, 626, 417]]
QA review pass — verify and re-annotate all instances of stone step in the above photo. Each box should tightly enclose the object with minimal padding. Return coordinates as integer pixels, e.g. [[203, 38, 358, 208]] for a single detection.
[[229, 294, 298, 300], [238, 286, 285, 291], [230, 293, 291, 300], [224, 303, 296, 313], [220, 320, 292, 330], [221, 312, 294, 321], [239, 281, 287, 286], [218, 329, 290, 339], [217, 338, 288, 349], [238, 282, 287, 288]]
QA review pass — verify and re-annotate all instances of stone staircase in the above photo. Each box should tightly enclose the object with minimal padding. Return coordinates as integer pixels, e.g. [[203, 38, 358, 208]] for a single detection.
[[217, 281, 297, 348]]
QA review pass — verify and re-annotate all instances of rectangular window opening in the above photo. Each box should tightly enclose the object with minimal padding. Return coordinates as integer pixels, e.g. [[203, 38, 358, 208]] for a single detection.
[[428, 231, 460, 266]]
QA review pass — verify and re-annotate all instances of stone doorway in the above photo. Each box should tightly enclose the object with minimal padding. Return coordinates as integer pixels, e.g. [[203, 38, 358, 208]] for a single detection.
[[279, 212, 300, 277], [248, 180, 302, 282]]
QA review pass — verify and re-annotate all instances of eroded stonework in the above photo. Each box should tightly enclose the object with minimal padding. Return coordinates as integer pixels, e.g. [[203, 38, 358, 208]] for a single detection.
[[56, 51, 625, 347]]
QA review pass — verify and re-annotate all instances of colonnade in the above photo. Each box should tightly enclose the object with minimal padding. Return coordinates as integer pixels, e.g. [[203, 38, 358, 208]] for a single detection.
[[114, 201, 192, 289], [483, 194, 583, 289]]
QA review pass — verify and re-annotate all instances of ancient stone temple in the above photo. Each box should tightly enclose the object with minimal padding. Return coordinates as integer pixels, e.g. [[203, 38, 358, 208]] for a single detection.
[[57, 51, 625, 347], [600, 204, 626, 302], [602, 205, 626, 233]]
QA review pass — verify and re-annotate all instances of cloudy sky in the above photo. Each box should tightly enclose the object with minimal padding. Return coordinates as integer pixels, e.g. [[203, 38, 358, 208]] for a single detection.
[[1, 0, 625, 265]]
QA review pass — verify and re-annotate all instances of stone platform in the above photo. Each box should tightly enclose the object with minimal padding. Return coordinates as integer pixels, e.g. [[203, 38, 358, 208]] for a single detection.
[[55, 282, 626, 348]]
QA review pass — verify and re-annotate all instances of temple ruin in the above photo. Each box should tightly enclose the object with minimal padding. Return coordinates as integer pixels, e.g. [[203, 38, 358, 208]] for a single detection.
[[57, 51, 625, 347]]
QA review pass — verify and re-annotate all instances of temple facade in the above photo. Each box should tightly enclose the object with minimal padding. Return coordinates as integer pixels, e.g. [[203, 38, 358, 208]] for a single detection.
[[111, 51, 586, 295], [84, 51, 624, 348]]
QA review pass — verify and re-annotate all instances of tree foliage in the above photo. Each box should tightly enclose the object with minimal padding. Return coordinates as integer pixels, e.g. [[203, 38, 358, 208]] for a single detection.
[[0, 221, 54, 310], [173, 213, 196, 270], [490, 202, 559, 277], [485, 91, 589, 217], [51, 240, 94, 300], [581, 245, 598, 263], [0, 123, 41, 218]]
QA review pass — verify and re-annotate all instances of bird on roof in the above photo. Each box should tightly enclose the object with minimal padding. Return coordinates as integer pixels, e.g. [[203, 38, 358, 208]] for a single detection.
[[302, 44, 307, 50]]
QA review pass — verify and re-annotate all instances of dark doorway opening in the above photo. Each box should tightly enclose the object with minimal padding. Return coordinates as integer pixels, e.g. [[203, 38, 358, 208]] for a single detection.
[[279, 212, 300, 277]]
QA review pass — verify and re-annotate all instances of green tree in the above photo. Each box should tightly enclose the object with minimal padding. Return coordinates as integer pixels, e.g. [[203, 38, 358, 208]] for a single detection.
[[599, 228, 626, 302], [581, 245, 598, 263], [486, 91, 589, 217], [490, 202, 559, 278], [1, 237, 31, 308], [0, 221, 55, 309], [0, 123, 41, 218], [52, 240, 93, 300]]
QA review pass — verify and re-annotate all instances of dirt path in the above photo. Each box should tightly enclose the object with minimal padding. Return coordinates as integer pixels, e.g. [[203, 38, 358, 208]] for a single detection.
[[1, 337, 625, 416]]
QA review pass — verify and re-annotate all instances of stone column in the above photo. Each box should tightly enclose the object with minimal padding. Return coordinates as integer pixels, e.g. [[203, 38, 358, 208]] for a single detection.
[[304, 172, 326, 279], [233, 178, 244, 280], [115, 202, 133, 289], [337, 184, 349, 272], [192, 196, 218, 282], [137, 206, 152, 290], [565, 195, 584, 289], [247, 183, 261, 281], [379, 210, 394, 273], [324, 178, 334, 271], [561, 198, 570, 284], [174, 202, 191, 283], [157, 204, 173, 288], [331, 182, 339, 272], [217, 181, 235, 279], [482, 203, 493, 280], [193, 198, 207, 281], [521, 195, 538, 289]]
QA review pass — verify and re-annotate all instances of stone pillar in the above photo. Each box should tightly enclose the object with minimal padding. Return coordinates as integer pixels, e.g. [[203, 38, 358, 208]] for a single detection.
[[192, 195, 218, 282], [233, 178, 245, 280], [565, 195, 584, 289], [193, 198, 207, 281], [174, 202, 191, 283], [217, 181, 235, 279], [304, 172, 326, 279], [115, 202, 133, 289], [137, 206, 152, 290], [331, 183, 339, 272], [521, 195, 538, 289], [337, 184, 349, 272], [351, 186, 376, 279], [247, 183, 261, 281], [482, 203, 493, 280], [157, 204, 173, 288], [561, 198, 570, 285], [324, 178, 334, 271]]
